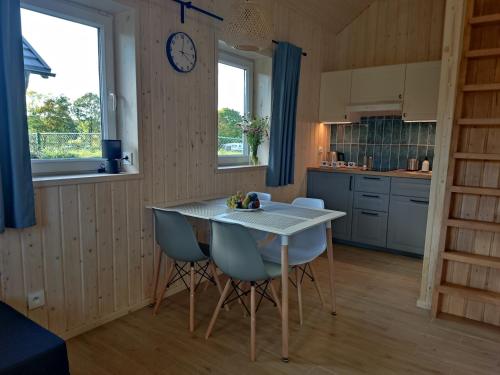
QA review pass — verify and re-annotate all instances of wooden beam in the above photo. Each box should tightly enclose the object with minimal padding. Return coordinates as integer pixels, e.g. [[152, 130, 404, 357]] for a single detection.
[[442, 251, 500, 269], [447, 219, 500, 233], [438, 283, 500, 306], [450, 185, 500, 197], [469, 13, 500, 25], [457, 118, 500, 126], [462, 83, 500, 92], [453, 152, 500, 161], [466, 48, 500, 58]]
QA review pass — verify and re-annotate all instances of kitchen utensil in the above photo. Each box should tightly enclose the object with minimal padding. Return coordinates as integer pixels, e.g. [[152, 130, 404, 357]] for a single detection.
[[330, 151, 345, 163], [367, 156, 373, 171], [422, 157, 430, 172], [407, 158, 419, 171]]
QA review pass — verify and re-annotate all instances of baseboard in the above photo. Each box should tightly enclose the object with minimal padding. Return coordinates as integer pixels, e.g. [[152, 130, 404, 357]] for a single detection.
[[60, 276, 196, 340]]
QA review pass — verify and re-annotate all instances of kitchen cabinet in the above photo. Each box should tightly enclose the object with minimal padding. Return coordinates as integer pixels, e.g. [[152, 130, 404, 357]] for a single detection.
[[319, 70, 352, 123], [350, 64, 406, 104], [352, 209, 388, 247], [307, 171, 353, 240], [307, 171, 431, 256], [402, 61, 441, 122], [387, 195, 429, 255]]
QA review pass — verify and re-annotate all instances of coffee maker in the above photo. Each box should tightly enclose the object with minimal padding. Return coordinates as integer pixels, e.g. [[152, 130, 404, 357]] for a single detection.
[[102, 140, 122, 174]]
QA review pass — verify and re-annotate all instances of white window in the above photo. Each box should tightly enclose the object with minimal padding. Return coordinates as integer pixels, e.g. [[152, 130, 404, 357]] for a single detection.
[[21, 0, 116, 175], [217, 51, 253, 166]]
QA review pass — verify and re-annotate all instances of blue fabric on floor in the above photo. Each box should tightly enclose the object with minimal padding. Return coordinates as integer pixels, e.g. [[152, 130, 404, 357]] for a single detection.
[[0, 302, 69, 375]]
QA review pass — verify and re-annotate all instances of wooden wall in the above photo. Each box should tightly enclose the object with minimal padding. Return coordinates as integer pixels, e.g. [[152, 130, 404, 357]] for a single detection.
[[0, 0, 331, 338], [432, 0, 500, 326], [324, 0, 446, 71]]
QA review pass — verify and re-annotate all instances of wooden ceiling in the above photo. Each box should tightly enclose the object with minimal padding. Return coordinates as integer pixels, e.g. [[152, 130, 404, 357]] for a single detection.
[[284, 0, 377, 35]]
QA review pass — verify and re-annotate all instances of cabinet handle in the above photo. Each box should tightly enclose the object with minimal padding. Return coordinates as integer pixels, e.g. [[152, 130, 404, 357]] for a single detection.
[[363, 176, 381, 180], [362, 194, 380, 199], [349, 175, 353, 191], [398, 94, 402, 99], [344, 114, 347, 120], [361, 211, 379, 216], [410, 199, 429, 205]]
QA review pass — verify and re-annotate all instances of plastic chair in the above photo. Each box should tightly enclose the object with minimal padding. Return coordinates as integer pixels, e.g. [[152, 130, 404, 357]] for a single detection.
[[259, 197, 327, 325], [205, 220, 282, 362], [152, 209, 225, 332]]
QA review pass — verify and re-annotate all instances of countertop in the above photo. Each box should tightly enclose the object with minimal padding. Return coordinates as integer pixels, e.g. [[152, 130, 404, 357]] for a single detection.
[[308, 166, 432, 180]]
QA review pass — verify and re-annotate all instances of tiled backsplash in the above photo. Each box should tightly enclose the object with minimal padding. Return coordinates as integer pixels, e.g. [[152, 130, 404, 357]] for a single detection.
[[330, 116, 436, 171]]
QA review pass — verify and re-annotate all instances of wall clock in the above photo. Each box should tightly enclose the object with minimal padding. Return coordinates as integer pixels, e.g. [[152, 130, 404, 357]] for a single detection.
[[166, 32, 197, 73]]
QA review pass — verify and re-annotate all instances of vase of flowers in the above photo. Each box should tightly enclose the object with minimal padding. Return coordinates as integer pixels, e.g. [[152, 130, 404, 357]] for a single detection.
[[238, 114, 270, 166]]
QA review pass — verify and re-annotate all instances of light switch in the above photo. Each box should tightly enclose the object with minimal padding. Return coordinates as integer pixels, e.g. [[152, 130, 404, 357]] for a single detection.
[[28, 290, 45, 310]]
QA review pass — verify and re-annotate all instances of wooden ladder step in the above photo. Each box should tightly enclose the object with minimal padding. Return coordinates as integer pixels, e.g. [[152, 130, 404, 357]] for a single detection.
[[438, 283, 500, 306], [470, 13, 500, 26], [462, 83, 500, 92], [453, 152, 500, 161], [443, 251, 500, 269], [457, 118, 500, 126], [447, 219, 500, 233], [450, 185, 500, 197], [466, 48, 500, 58]]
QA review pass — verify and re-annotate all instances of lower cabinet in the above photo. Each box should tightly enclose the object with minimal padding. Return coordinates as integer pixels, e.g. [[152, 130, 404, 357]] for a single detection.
[[351, 209, 388, 247], [387, 195, 429, 255], [307, 171, 353, 241]]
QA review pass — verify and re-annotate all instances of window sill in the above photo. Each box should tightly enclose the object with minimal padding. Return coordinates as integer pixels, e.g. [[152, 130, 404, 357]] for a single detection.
[[216, 164, 267, 174], [33, 171, 142, 187]]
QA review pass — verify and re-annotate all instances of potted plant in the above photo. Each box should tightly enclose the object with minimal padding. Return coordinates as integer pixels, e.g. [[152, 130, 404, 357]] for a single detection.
[[238, 114, 270, 165]]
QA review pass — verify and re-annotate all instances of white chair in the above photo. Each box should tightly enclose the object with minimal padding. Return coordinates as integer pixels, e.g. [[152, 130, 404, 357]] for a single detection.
[[259, 197, 327, 325]]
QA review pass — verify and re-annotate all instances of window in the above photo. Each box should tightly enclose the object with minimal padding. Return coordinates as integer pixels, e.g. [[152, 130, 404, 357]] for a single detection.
[[21, 0, 115, 175], [217, 51, 253, 166]]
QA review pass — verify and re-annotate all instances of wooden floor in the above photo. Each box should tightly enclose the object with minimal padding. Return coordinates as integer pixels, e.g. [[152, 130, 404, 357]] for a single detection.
[[67, 245, 500, 375]]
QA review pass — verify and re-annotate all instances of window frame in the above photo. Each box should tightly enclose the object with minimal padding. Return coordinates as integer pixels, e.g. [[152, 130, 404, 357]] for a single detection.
[[21, 0, 116, 176], [217, 50, 253, 167]]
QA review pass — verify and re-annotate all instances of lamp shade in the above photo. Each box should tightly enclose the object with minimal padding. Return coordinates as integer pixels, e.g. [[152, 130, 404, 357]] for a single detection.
[[221, 0, 272, 52]]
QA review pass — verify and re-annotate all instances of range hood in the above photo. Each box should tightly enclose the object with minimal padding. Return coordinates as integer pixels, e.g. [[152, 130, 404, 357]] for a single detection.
[[346, 102, 403, 114]]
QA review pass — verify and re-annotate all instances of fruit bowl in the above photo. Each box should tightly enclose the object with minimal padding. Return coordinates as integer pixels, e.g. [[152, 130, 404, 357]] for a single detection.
[[226, 192, 261, 210]]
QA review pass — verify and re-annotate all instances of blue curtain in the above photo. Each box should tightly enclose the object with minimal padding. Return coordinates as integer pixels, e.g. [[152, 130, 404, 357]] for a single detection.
[[0, 0, 35, 233], [266, 42, 302, 187]]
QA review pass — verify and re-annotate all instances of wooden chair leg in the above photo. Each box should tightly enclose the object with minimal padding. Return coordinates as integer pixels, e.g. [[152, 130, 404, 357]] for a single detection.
[[309, 261, 326, 308], [250, 283, 256, 362], [189, 262, 195, 332], [269, 280, 282, 318], [153, 261, 174, 315], [152, 249, 163, 304], [296, 268, 303, 326], [205, 279, 232, 339], [209, 262, 230, 312]]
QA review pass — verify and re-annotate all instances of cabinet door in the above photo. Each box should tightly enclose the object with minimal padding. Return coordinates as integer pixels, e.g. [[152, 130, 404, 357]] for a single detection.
[[319, 70, 352, 123], [350, 65, 406, 104], [307, 172, 353, 241], [387, 195, 429, 255], [402, 61, 441, 122], [351, 209, 388, 247]]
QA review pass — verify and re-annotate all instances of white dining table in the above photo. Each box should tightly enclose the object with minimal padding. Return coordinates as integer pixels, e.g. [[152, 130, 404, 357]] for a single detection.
[[150, 198, 346, 362]]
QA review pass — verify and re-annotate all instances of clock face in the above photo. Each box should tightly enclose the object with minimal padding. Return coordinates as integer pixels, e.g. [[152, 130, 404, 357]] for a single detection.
[[166, 32, 197, 73]]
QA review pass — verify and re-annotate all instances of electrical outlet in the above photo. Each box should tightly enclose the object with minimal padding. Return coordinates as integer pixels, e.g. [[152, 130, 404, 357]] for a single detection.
[[28, 290, 45, 310], [122, 152, 133, 166]]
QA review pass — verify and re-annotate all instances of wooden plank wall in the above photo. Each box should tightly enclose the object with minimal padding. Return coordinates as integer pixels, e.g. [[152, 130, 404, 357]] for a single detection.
[[0, 0, 331, 338], [432, 0, 500, 326], [324, 0, 446, 71]]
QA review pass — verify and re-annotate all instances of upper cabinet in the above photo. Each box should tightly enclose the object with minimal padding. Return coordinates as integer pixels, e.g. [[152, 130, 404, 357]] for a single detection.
[[350, 64, 406, 104], [319, 70, 352, 123], [402, 61, 441, 122], [318, 61, 441, 123]]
